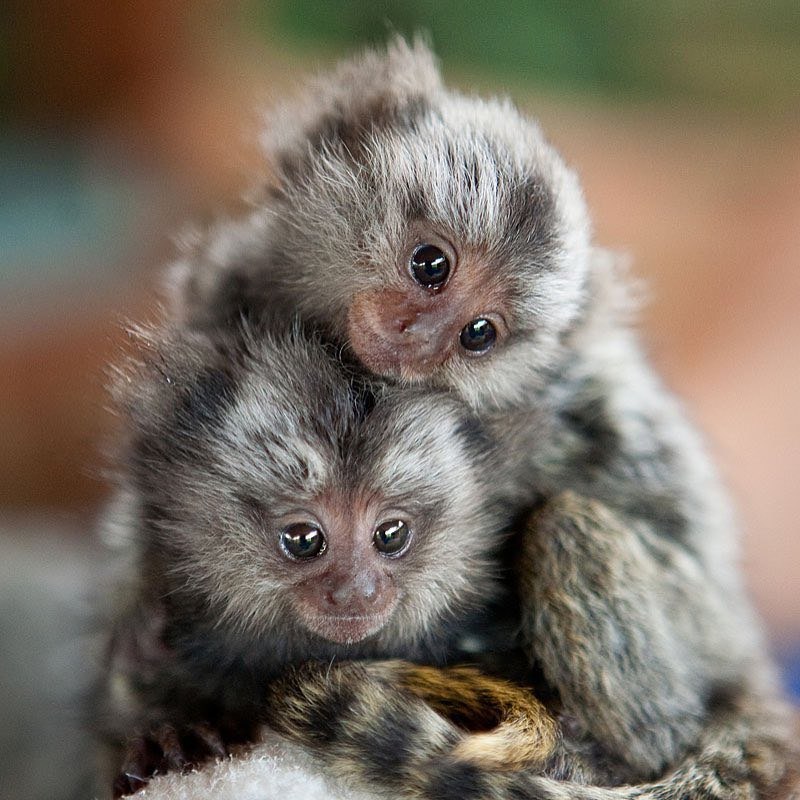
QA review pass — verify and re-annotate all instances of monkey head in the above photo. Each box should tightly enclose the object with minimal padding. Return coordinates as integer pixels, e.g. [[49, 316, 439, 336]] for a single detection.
[[175, 38, 593, 411], [172, 39, 592, 410], [120, 324, 506, 657]]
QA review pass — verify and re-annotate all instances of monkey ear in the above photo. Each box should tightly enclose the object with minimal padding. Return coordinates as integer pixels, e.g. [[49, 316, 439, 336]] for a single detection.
[[162, 215, 266, 333], [108, 313, 222, 423], [164, 226, 213, 326], [262, 34, 443, 175]]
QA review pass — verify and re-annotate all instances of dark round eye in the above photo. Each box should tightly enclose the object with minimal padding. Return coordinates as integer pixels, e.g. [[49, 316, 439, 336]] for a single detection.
[[279, 523, 326, 560], [373, 520, 411, 556], [459, 318, 497, 353], [410, 244, 450, 289]]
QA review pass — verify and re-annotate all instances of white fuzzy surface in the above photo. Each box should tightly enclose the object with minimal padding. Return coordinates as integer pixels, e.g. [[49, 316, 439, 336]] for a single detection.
[[130, 733, 377, 800]]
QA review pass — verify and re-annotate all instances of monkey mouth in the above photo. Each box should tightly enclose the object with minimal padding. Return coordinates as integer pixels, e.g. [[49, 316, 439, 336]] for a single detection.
[[352, 330, 446, 380], [306, 610, 394, 645]]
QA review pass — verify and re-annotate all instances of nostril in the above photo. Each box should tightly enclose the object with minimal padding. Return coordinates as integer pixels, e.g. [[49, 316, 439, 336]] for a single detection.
[[360, 580, 378, 603], [327, 582, 355, 607], [393, 312, 419, 336], [357, 572, 386, 605], [324, 590, 339, 608]]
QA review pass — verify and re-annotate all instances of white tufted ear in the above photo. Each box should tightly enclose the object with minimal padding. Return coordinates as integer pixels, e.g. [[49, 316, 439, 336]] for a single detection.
[[261, 35, 443, 172]]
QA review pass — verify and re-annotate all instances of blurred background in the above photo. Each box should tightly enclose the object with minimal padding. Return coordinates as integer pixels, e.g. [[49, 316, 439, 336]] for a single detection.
[[1, 2, 799, 797]]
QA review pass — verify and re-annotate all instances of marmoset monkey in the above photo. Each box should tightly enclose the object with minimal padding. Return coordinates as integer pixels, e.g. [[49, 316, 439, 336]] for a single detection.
[[98, 323, 559, 797], [170, 37, 799, 799]]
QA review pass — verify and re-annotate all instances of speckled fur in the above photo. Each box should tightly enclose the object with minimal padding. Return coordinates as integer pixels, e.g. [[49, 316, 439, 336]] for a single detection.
[[112, 36, 798, 800], [97, 321, 565, 796]]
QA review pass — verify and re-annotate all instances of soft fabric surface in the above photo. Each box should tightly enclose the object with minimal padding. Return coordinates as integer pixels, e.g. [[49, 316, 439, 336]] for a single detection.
[[130, 735, 375, 800]]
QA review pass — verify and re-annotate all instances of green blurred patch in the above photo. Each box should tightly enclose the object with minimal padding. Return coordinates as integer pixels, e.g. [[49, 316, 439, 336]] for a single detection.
[[247, 0, 800, 113]]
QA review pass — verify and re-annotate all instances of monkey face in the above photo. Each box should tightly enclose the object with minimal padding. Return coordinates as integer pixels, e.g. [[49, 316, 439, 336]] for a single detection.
[[126, 328, 505, 655], [269, 498, 414, 645], [261, 89, 592, 409], [173, 43, 593, 409], [346, 230, 511, 380]]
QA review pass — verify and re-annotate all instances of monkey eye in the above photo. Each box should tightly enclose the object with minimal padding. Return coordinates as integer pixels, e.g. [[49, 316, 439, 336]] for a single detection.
[[373, 519, 411, 557], [280, 522, 327, 560], [410, 244, 450, 289], [460, 318, 497, 353]]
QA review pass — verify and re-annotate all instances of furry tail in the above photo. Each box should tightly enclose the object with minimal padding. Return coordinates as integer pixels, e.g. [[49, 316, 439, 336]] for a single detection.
[[264, 662, 799, 800], [505, 692, 799, 800], [263, 661, 558, 775]]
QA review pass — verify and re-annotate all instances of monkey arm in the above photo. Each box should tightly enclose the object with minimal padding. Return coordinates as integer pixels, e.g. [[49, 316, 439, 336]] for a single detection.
[[517, 490, 743, 778], [96, 598, 261, 798]]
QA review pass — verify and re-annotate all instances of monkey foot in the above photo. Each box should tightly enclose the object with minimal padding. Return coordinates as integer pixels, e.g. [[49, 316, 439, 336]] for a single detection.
[[112, 721, 228, 797]]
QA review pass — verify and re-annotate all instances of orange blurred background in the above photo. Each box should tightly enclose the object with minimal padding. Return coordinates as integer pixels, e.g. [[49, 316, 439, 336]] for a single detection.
[[1, 0, 798, 677]]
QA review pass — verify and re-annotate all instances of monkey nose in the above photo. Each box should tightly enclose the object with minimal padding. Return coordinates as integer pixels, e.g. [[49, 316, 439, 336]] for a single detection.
[[323, 572, 387, 612], [392, 307, 441, 336], [393, 308, 422, 334], [388, 308, 453, 361]]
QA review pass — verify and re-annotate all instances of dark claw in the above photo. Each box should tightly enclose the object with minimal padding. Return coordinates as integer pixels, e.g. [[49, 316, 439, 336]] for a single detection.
[[114, 736, 153, 797], [154, 723, 187, 771], [113, 771, 148, 798], [190, 721, 228, 760]]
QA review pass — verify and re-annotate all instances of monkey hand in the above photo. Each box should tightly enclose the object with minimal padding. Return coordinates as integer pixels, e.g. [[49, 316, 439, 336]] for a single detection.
[[112, 718, 249, 798]]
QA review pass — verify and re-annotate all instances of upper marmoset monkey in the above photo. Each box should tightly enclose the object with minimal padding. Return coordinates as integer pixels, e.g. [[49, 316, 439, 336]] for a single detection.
[[98, 322, 560, 798], [171, 37, 799, 799]]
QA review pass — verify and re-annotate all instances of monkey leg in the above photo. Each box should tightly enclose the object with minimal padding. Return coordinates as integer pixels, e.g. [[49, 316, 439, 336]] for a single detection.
[[518, 491, 711, 779]]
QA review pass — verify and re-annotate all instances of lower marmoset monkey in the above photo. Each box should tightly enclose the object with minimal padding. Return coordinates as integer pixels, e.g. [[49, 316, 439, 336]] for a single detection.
[[97, 322, 560, 797], [168, 37, 799, 799]]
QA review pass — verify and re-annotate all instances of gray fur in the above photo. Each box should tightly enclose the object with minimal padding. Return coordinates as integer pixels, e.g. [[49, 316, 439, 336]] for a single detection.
[[97, 320, 521, 795], [107, 37, 798, 800]]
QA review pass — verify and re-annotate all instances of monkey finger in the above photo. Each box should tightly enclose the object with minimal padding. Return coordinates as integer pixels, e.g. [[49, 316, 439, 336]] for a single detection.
[[151, 722, 187, 771], [188, 721, 228, 760], [113, 736, 153, 797]]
